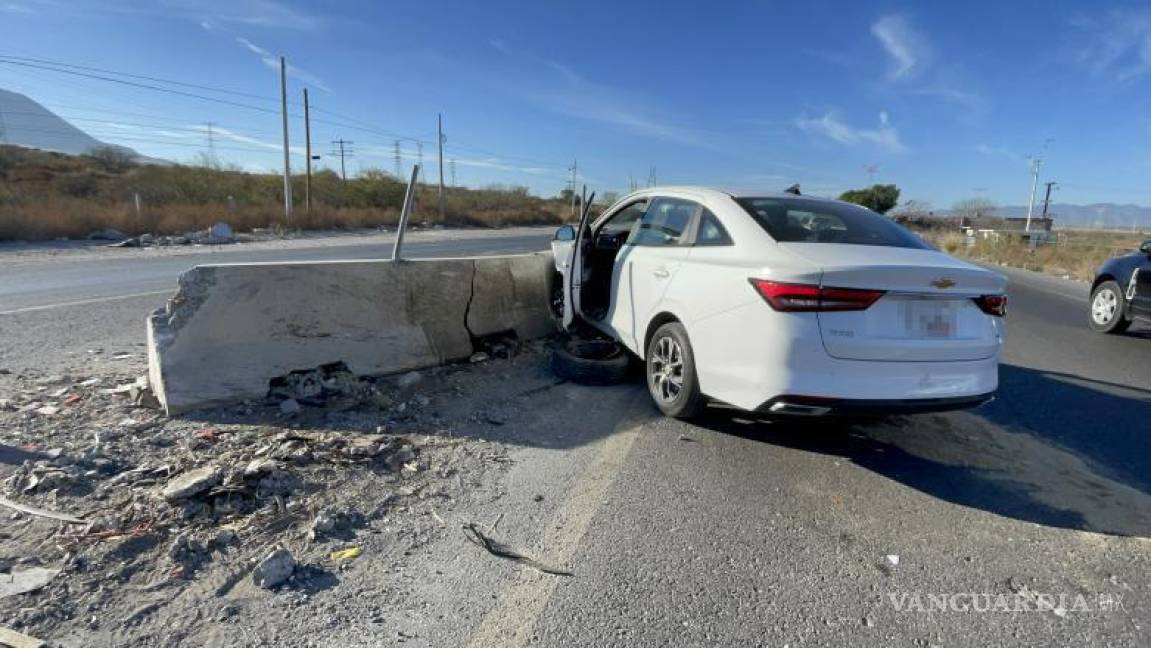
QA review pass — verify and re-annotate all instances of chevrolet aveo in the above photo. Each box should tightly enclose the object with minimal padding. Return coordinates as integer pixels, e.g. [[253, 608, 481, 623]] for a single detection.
[[551, 186, 1008, 418]]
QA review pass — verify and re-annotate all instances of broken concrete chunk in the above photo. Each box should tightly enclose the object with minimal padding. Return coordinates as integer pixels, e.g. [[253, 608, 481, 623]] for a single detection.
[[161, 465, 222, 501], [252, 547, 296, 589], [0, 567, 61, 598]]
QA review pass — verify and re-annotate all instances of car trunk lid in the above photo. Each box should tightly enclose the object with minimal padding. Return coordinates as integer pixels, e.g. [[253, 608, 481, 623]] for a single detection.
[[782, 243, 1006, 362]]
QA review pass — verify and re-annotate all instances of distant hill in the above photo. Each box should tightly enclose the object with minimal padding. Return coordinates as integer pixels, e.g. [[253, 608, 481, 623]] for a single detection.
[[0, 88, 144, 160]]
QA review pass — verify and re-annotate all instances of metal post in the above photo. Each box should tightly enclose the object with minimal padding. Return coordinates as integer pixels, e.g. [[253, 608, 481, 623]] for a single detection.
[[279, 56, 293, 221], [1024, 158, 1041, 232], [303, 88, 312, 215], [392, 164, 419, 261], [437, 113, 446, 222]]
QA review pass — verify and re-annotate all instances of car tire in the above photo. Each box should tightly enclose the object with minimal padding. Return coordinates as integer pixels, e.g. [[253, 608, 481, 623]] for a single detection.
[[550, 337, 632, 385], [1088, 280, 1131, 334], [645, 322, 706, 419]]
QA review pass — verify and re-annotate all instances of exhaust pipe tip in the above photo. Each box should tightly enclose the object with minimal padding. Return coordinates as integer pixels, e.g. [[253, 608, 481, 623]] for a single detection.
[[767, 401, 831, 416]]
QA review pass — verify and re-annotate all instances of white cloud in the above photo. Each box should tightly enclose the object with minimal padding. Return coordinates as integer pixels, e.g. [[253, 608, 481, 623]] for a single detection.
[[796, 110, 906, 153], [871, 14, 927, 79], [1073, 9, 1151, 81], [975, 143, 1021, 161], [1, 3, 35, 13], [164, 0, 318, 30], [236, 37, 330, 92], [490, 39, 714, 148]]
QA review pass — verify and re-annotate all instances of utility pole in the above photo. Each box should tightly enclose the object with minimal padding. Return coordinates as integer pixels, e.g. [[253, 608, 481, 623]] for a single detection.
[[331, 139, 354, 182], [450, 158, 456, 186], [569, 160, 578, 218], [437, 113, 446, 221], [416, 141, 424, 183], [204, 121, 217, 165], [393, 140, 402, 178], [303, 88, 313, 214], [1024, 157, 1042, 232], [1040, 181, 1057, 222], [279, 56, 293, 221]]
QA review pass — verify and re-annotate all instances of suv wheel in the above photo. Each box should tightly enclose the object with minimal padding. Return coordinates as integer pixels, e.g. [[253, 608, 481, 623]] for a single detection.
[[646, 322, 705, 419], [1089, 280, 1131, 334]]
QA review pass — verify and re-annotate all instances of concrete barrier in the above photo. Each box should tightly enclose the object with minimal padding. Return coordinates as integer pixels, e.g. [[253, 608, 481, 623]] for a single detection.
[[147, 252, 556, 414]]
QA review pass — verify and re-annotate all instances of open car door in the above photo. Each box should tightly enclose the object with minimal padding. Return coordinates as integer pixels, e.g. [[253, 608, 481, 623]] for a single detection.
[[561, 192, 596, 329]]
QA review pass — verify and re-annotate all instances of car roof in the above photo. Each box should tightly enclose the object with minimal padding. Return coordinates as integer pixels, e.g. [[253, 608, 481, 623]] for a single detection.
[[611, 185, 838, 204]]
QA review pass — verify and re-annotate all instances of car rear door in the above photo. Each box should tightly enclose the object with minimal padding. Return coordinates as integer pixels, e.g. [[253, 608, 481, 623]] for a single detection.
[[609, 197, 698, 351], [1129, 246, 1151, 317]]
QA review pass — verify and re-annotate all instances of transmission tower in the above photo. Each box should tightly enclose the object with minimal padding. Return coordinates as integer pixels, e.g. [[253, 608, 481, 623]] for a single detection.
[[393, 140, 401, 178], [450, 158, 456, 186]]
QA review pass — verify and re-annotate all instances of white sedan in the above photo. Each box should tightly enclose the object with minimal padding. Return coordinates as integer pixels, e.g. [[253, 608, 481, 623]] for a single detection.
[[551, 186, 1007, 418]]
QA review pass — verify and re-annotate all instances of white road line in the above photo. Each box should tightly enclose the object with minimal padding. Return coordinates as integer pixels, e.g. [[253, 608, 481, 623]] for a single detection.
[[466, 394, 651, 648], [0, 289, 171, 316]]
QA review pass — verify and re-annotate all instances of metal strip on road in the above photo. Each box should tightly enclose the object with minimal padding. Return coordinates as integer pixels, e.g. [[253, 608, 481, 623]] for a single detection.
[[0, 289, 172, 316], [466, 394, 651, 648]]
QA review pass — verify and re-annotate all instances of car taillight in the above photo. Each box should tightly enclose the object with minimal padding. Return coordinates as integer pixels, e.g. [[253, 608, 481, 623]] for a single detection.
[[749, 279, 884, 312], [973, 294, 1007, 317]]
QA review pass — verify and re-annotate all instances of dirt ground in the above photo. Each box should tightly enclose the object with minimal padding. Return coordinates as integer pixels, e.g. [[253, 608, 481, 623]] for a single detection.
[[0, 341, 564, 647]]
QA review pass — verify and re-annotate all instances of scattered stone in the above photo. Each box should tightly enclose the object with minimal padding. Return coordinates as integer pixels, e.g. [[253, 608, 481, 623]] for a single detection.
[[533, 494, 544, 502], [396, 371, 422, 388], [469, 352, 490, 363], [279, 399, 301, 415], [34, 405, 59, 417], [252, 548, 296, 589], [0, 566, 60, 598], [160, 465, 222, 501]]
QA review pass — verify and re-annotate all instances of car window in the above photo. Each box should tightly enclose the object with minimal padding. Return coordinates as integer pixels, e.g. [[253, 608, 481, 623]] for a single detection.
[[598, 201, 647, 237], [631, 197, 698, 246], [736, 197, 929, 249], [695, 209, 733, 246]]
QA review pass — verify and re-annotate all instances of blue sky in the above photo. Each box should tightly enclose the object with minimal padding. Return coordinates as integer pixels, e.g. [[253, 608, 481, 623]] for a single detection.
[[2, 0, 1151, 208]]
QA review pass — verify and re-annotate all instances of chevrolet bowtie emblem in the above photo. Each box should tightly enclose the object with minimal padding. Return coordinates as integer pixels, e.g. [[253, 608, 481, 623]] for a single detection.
[[931, 277, 957, 289]]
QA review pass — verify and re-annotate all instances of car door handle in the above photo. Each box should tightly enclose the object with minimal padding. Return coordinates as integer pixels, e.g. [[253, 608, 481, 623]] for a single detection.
[[652, 268, 670, 279]]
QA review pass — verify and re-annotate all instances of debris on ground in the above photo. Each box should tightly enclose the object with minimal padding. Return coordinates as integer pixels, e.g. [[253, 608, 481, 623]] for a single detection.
[[252, 547, 296, 589], [0, 340, 550, 644], [0, 567, 61, 598], [461, 522, 572, 576], [0, 625, 46, 648]]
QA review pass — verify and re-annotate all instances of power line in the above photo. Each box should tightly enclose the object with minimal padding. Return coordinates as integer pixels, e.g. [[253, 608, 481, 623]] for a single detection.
[[0, 55, 279, 102], [0, 59, 282, 115]]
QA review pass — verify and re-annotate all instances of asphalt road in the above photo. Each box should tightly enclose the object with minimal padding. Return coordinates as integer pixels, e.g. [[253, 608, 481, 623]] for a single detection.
[[2, 232, 1149, 646], [0, 228, 554, 313]]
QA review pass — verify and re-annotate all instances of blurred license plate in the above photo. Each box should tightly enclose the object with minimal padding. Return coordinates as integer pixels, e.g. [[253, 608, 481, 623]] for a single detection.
[[906, 301, 957, 338]]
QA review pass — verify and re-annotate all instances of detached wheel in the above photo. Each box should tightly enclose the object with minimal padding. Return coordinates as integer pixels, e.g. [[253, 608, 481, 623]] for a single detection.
[[646, 322, 705, 419], [551, 338, 631, 385], [1089, 280, 1131, 334]]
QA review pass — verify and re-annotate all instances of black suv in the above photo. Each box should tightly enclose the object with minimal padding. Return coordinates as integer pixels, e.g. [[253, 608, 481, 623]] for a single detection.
[[1089, 239, 1151, 333]]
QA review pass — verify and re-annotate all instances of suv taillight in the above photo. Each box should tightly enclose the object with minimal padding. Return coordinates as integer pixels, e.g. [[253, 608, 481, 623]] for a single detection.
[[973, 294, 1007, 317], [749, 279, 884, 312]]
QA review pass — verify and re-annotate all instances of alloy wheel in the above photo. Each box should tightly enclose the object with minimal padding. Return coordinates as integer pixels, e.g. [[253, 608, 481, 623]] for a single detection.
[[649, 335, 684, 403]]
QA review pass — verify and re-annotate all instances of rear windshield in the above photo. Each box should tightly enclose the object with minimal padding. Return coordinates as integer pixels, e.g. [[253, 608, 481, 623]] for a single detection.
[[736, 197, 929, 249]]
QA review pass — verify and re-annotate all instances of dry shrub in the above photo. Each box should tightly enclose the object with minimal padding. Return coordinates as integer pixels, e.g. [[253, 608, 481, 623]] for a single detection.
[[0, 145, 570, 241]]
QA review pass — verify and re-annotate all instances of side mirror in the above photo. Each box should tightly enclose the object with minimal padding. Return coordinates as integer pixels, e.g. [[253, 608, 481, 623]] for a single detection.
[[554, 224, 575, 242], [1140, 239, 1151, 255]]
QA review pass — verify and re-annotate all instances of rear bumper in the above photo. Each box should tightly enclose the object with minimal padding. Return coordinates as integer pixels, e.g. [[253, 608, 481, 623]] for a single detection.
[[755, 392, 995, 417]]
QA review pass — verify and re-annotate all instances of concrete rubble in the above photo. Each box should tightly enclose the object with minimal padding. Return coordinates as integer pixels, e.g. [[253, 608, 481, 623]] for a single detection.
[[0, 340, 544, 645]]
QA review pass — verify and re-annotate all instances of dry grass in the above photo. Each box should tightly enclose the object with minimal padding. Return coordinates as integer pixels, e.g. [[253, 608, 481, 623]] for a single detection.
[[918, 228, 1147, 281], [0, 146, 569, 241]]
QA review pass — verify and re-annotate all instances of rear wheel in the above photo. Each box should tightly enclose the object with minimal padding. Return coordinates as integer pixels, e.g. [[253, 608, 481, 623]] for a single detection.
[[1089, 280, 1131, 334], [646, 322, 705, 419]]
